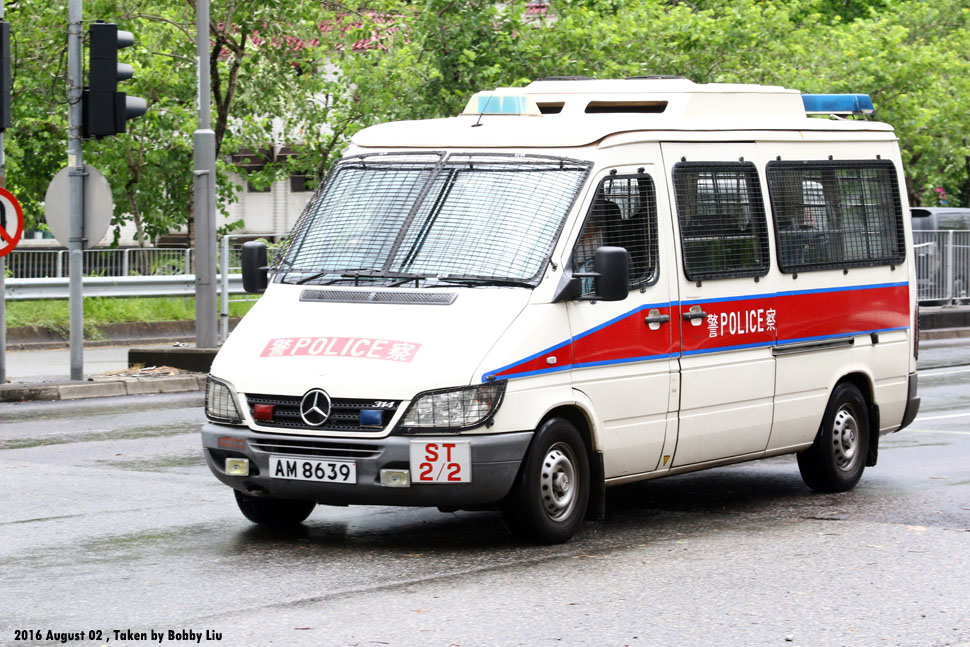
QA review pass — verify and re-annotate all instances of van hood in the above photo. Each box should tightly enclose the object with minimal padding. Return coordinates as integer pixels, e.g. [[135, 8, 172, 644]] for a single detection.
[[210, 283, 531, 400]]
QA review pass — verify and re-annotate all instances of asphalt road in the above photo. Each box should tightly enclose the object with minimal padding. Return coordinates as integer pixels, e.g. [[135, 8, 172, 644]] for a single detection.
[[1, 366, 968, 647]]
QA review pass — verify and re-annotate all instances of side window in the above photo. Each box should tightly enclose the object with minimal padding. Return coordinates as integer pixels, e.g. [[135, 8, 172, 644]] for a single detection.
[[672, 162, 770, 281], [766, 160, 905, 272], [573, 174, 660, 295]]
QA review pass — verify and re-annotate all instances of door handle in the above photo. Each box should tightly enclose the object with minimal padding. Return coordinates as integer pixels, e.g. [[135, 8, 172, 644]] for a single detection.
[[644, 309, 670, 330], [682, 305, 707, 326]]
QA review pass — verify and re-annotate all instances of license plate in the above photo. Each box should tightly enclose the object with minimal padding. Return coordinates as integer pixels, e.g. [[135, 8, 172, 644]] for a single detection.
[[409, 441, 471, 483], [269, 456, 357, 484]]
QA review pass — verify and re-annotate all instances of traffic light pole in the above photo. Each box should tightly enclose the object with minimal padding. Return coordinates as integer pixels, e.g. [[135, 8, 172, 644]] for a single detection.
[[194, 0, 218, 349], [68, 0, 85, 380]]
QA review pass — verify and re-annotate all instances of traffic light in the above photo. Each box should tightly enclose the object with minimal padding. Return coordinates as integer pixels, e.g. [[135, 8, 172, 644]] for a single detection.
[[83, 21, 147, 137], [0, 21, 11, 131]]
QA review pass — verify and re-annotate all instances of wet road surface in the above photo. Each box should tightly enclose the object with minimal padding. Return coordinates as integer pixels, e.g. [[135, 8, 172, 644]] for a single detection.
[[1, 367, 969, 647]]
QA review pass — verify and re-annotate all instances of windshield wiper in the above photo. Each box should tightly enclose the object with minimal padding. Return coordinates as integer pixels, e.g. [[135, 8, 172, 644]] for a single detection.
[[290, 268, 373, 285], [296, 269, 428, 287], [432, 274, 535, 288]]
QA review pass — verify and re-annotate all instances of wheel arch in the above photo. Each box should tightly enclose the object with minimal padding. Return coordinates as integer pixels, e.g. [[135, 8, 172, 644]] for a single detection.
[[538, 405, 596, 453], [536, 401, 606, 520], [833, 371, 880, 467]]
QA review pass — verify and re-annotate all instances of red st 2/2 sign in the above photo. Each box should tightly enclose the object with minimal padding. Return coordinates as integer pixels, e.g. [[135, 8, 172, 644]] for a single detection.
[[0, 187, 24, 259], [409, 441, 472, 483]]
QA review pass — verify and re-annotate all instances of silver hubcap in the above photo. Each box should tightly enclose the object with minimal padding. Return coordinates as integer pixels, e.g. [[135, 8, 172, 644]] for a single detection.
[[539, 442, 578, 521], [832, 406, 860, 471]]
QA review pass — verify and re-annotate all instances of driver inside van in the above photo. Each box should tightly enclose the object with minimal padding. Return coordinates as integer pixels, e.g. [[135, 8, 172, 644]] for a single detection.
[[575, 197, 621, 293]]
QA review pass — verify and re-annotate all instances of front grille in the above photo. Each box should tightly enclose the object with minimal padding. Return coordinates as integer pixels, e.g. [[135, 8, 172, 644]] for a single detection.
[[246, 393, 399, 432], [248, 438, 383, 460], [300, 289, 457, 305]]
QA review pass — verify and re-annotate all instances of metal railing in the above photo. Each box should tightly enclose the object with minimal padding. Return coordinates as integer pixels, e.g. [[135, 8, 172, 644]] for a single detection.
[[4, 239, 285, 324], [5, 247, 192, 279], [913, 230, 970, 304], [5, 274, 243, 300], [219, 233, 287, 343]]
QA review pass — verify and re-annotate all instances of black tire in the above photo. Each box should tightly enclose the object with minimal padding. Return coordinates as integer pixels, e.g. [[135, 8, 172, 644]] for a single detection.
[[234, 490, 316, 526], [502, 418, 590, 544], [797, 382, 870, 492]]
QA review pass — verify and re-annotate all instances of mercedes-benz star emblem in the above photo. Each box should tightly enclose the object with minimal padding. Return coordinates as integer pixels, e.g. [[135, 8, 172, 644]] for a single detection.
[[300, 389, 332, 427]]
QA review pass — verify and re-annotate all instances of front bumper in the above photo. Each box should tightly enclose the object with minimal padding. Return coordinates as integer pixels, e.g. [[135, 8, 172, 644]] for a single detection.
[[201, 423, 532, 507]]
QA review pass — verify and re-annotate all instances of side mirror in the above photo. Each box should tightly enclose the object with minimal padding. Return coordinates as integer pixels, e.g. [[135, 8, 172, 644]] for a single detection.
[[241, 241, 269, 294], [593, 246, 629, 302]]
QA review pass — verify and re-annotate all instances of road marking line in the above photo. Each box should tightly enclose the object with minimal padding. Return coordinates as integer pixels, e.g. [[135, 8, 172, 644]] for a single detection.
[[913, 412, 970, 421]]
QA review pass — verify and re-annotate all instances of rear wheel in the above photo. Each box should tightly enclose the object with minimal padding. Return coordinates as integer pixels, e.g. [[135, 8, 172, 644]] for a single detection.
[[502, 417, 590, 544], [797, 382, 869, 492], [234, 490, 316, 526]]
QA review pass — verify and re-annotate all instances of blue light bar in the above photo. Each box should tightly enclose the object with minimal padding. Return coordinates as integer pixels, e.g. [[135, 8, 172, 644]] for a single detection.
[[476, 94, 528, 114], [802, 94, 874, 115], [461, 92, 541, 116]]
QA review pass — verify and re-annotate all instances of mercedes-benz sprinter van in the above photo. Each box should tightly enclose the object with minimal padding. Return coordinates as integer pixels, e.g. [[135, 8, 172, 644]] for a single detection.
[[202, 78, 920, 544]]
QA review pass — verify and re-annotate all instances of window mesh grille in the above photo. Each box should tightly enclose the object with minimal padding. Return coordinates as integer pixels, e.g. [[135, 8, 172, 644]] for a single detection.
[[573, 174, 659, 295], [672, 162, 770, 281], [766, 160, 905, 272], [273, 153, 592, 286], [274, 152, 445, 277]]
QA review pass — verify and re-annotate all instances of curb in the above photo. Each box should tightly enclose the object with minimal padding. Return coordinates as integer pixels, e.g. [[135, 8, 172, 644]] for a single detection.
[[919, 306, 970, 331], [919, 327, 970, 340], [0, 374, 207, 403]]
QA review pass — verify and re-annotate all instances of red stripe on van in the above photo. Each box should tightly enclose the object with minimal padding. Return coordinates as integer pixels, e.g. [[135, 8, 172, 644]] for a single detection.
[[572, 305, 675, 365], [680, 296, 775, 354], [486, 284, 909, 380], [774, 284, 909, 343]]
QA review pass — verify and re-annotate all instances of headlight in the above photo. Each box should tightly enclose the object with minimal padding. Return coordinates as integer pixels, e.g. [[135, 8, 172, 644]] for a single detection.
[[206, 376, 244, 425], [398, 382, 506, 431]]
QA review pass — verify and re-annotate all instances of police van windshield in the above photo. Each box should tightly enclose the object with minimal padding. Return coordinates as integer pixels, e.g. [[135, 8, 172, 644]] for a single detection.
[[276, 153, 592, 287]]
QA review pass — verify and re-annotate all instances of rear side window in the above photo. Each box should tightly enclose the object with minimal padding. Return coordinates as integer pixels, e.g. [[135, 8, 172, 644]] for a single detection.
[[672, 162, 770, 281], [766, 160, 905, 273], [573, 174, 659, 295]]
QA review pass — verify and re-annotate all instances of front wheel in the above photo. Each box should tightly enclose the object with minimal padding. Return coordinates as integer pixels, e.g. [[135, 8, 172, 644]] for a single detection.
[[234, 490, 316, 526], [502, 418, 590, 544], [797, 382, 870, 492]]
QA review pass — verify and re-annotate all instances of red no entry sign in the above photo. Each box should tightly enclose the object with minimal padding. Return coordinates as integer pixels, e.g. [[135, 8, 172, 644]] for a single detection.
[[0, 187, 24, 258]]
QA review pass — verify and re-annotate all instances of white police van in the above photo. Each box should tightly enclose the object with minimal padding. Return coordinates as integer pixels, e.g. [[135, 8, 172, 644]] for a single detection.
[[203, 78, 920, 544]]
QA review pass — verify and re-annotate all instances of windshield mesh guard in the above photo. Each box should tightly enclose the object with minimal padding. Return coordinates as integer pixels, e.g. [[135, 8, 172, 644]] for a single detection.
[[274, 153, 592, 286]]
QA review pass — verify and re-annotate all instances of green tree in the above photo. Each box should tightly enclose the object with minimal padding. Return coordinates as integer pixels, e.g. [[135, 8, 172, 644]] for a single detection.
[[4, 0, 382, 243]]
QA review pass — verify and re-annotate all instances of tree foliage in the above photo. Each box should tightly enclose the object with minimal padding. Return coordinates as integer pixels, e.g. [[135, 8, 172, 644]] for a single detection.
[[399, 0, 970, 207], [5, 0, 375, 241]]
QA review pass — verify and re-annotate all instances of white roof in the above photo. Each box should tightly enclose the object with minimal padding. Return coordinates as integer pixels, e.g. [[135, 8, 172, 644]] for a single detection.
[[351, 78, 893, 149]]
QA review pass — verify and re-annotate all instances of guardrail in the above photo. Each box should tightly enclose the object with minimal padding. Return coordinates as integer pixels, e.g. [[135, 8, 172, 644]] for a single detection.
[[219, 233, 286, 344], [4, 275, 244, 300], [5, 247, 193, 278], [913, 230, 970, 304]]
